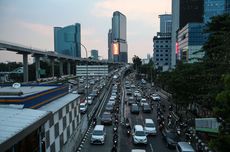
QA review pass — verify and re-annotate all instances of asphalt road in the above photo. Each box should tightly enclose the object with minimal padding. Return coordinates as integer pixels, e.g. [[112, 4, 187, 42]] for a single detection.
[[78, 73, 176, 152]]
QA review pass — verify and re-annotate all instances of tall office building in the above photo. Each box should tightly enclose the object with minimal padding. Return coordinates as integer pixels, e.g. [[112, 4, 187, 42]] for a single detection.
[[54, 23, 81, 58], [91, 49, 99, 60], [204, 0, 228, 23], [108, 29, 113, 61], [227, 0, 230, 13], [111, 11, 128, 63], [171, 0, 204, 68], [159, 14, 172, 33]]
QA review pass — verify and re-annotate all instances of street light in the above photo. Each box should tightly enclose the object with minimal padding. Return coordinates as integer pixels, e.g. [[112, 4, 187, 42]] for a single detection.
[[79, 43, 88, 108]]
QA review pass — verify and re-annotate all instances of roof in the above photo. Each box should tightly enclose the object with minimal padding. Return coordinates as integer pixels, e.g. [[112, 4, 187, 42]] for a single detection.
[[177, 142, 195, 151], [39, 93, 79, 113], [0, 105, 51, 151], [94, 125, 104, 130], [0, 85, 57, 97], [134, 125, 144, 130]]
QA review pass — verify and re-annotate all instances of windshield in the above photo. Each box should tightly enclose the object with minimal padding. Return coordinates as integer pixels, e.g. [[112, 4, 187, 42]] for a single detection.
[[93, 130, 103, 136], [146, 123, 155, 127], [80, 105, 85, 108], [135, 131, 145, 136], [102, 114, 111, 119]]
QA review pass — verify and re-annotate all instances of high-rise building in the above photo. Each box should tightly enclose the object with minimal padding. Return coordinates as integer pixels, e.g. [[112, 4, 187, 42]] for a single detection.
[[153, 33, 171, 71], [54, 23, 81, 58], [177, 23, 205, 63], [171, 0, 204, 68], [159, 14, 172, 33], [111, 11, 128, 63], [91, 49, 98, 60], [226, 0, 230, 13], [204, 0, 228, 23], [108, 29, 113, 61]]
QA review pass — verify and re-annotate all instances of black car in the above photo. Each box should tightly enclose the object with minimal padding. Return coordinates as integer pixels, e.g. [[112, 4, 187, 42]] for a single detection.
[[162, 129, 179, 148], [131, 104, 139, 114], [101, 112, 112, 125], [142, 103, 151, 113]]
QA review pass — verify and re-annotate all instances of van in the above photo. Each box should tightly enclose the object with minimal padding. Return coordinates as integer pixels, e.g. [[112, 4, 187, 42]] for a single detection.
[[79, 102, 87, 113], [132, 125, 147, 144], [176, 142, 195, 152], [144, 119, 156, 135], [91, 125, 106, 144]]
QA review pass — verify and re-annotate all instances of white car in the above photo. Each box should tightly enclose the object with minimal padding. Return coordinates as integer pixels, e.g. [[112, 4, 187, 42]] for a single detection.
[[91, 125, 106, 144], [132, 125, 147, 144], [86, 96, 93, 104], [151, 93, 160, 101], [144, 119, 157, 135], [80, 102, 88, 113], [140, 98, 147, 106]]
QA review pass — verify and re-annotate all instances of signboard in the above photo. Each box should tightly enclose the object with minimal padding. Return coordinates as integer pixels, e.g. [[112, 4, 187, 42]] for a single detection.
[[195, 118, 220, 133], [112, 42, 119, 55]]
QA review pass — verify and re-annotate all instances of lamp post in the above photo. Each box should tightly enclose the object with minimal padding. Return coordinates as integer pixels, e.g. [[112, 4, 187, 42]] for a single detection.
[[79, 43, 89, 108]]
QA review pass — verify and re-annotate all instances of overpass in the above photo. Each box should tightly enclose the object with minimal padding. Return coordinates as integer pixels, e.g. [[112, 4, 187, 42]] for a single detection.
[[0, 40, 122, 82]]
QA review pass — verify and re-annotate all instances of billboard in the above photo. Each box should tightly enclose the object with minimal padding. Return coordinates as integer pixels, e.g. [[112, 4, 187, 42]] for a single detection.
[[112, 42, 119, 55], [195, 118, 220, 133]]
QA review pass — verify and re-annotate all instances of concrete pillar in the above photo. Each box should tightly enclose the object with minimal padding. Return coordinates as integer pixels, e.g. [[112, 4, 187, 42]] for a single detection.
[[67, 62, 71, 75], [51, 58, 55, 78], [35, 56, 40, 80], [59, 60, 63, 76], [23, 54, 28, 82]]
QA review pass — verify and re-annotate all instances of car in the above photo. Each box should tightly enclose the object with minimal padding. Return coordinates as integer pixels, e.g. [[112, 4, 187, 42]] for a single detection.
[[85, 84, 90, 89], [176, 142, 195, 152], [105, 102, 114, 112], [89, 80, 95, 85], [151, 93, 161, 101], [91, 125, 106, 144], [132, 125, 147, 144], [142, 103, 151, 113], [101, 112, 112, 125], [134, 91, 140, 97], [128, 96, 135, 105], [131, 149, 146, 152], [80, 102, 88, 114], [131, 104, 140, 114], [109, 96, 116, 105], [86, 96, 93, 104], [79, 78, 84, 83], [140, 98, 148, 106], [162, 128, 179, 148], [144, 119, 156, 135]]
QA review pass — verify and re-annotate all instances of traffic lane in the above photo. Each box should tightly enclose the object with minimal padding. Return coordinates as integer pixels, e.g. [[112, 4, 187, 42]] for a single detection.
[[121, 102, 175, 152], [82, 124, 114, 152]]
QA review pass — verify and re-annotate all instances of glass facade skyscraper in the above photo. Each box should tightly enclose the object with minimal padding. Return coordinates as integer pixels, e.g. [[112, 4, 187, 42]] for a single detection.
[[91, 49, 98, 60], [159, 14, 172, 33], [111, 11, 128, 63], [204, 0, 226, 23], [54, 23, 81, 58]]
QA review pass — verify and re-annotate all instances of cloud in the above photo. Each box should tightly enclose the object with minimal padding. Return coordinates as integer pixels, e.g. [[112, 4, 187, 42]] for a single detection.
[[18, 21, 52, 37]]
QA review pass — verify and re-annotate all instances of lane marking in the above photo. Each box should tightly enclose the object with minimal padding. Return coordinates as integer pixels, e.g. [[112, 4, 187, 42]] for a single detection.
[[150, 143, 154, 152]]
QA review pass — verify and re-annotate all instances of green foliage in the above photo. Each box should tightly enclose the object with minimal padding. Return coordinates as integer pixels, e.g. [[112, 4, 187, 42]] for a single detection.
[[132, 55, 142, 71]]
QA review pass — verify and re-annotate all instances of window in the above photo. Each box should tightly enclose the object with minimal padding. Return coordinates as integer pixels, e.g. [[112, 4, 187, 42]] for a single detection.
[[160, 59, 163, 61], [160, 54, 163, 56], [156, 54, 159, 56], [160, 45, 163, 48], [165, 63, 168, 65], [156, 41, 159, 43], [165, 50, 168, 52], [156, 59, 159, 61], [156, 50, 159, 52], [165, 54, 168, 56], [165, 45, 168, 47], [156, 45, 159, 48]]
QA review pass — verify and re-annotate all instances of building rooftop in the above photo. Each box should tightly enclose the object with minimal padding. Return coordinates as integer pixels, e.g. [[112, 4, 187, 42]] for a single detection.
[[0, 85, 57, 97], [39, 93, 80, 113], [0, 104, 51, 151]]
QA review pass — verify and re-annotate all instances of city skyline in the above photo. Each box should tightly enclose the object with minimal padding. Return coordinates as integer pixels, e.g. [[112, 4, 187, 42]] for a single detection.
[[0, 0, 171, 63]]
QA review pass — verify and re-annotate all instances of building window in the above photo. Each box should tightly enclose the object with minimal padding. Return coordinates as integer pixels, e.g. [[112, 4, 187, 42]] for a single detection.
[[165, 50, 168, 52], [156, 59, 159, 61], [160, 45, 163, 48], [156, 45, 159, 48], [165, 63, 168, 65], [156, 54, 159, 56], [156, 50, 159, 52], [160, 59, 163, 61], [160, 54, 163, 57], [156, 41, 159, 43], [165, 58, 168, 60], [165, 45, 168, 48], [165, 54, 168, 56]]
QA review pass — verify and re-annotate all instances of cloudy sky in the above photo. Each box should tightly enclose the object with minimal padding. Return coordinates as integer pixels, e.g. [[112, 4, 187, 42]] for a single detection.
[[0, 0, 171, 63]]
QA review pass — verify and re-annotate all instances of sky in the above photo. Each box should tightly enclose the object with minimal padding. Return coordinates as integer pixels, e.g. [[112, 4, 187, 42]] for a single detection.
[[0, 0, 171, 63]]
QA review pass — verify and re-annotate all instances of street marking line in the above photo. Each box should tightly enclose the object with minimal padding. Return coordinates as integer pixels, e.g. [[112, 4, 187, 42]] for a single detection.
[[150, 143, 154, 152]]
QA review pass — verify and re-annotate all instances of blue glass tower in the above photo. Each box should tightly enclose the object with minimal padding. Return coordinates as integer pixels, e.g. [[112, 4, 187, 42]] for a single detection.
[[54, 23, 81, 58]]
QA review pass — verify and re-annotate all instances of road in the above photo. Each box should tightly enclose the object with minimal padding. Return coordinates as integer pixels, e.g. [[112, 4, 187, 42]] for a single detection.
[[77, 72, 176, 152]]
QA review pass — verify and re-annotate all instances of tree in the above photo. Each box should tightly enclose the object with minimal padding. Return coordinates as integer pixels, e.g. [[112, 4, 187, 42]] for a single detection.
[[132, 55, 142, 71]]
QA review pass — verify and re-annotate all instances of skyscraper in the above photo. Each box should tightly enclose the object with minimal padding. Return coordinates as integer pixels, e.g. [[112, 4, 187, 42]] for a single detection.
[[204, 0, 227, 23], [54, 23, 81, 58], [91, 49, 99, 60], [111, 11, 128, 63], [159, 14, 172, 33], [171, 0, 204, 68], [108, 29, 113, 61]]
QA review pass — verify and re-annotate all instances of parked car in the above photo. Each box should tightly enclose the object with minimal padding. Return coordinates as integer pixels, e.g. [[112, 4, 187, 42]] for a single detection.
[[101, 112, 112, 125], [162, 128, 179, 148], [131, 104, 140, 114], [142, 103, 151, 113], [132, 125, 147, 144], [91, 125, 106, 144]]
